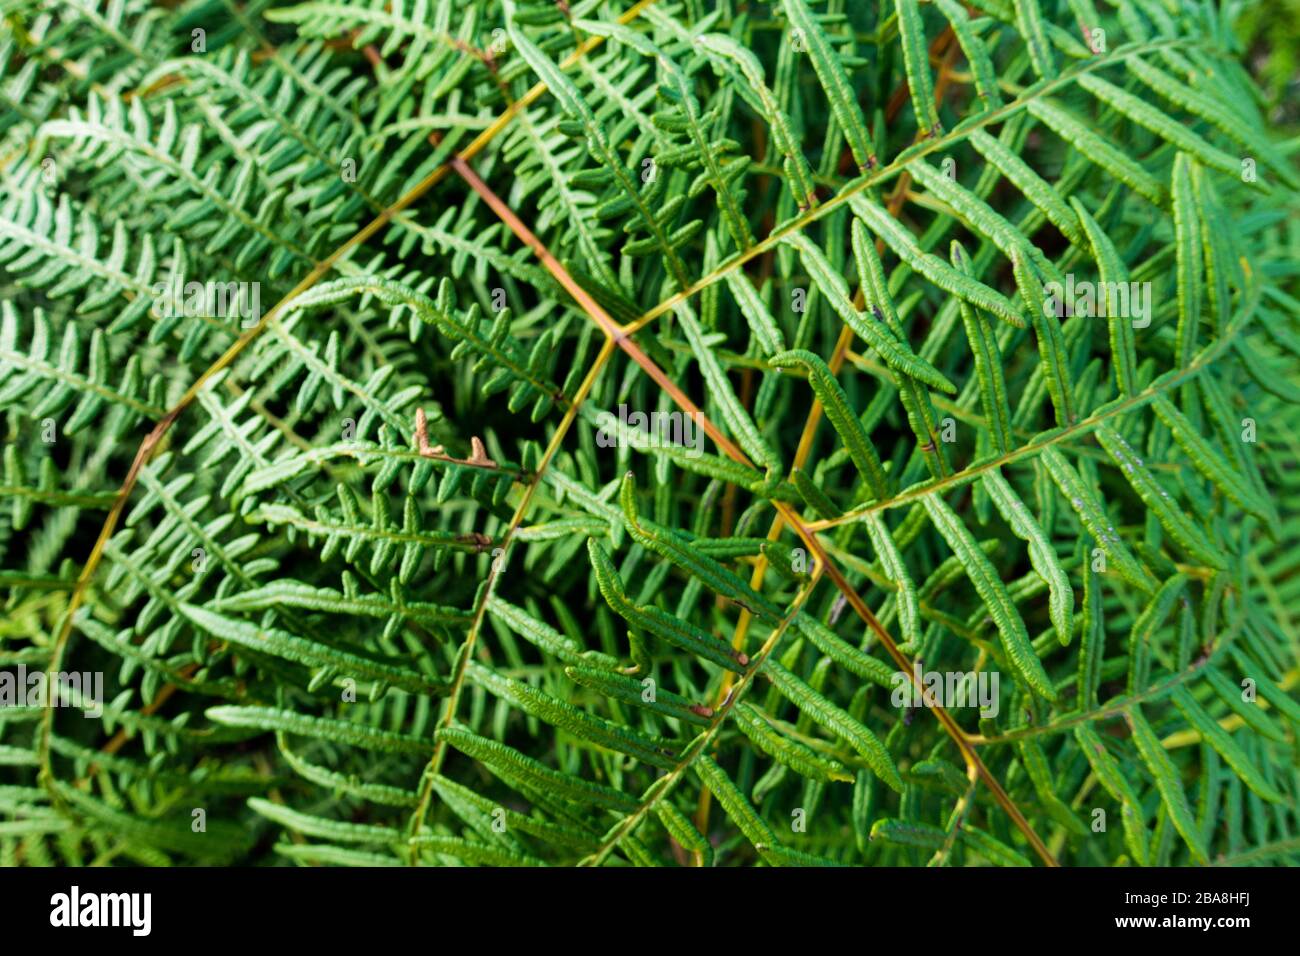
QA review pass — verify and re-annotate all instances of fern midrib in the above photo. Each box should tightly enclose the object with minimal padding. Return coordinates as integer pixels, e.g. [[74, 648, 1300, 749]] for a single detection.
[[806, 276, 1261, 533], [450, 152, 1059, 865], [621, 37, 1208, 339]]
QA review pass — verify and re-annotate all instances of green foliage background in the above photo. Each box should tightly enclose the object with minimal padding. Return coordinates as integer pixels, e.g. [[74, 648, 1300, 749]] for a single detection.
[[1, 0, 1298, 867]]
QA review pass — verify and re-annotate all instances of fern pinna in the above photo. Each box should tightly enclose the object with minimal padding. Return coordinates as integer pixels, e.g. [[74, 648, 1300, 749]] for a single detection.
[[0, 0, 1297, 868]]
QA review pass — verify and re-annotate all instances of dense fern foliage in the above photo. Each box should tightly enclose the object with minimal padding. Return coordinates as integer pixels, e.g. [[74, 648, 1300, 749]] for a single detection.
[[1, 0, 1298, 868]]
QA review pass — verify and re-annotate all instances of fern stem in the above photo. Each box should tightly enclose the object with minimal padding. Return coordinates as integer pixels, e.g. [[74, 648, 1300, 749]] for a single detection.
[[453, 148, 1060, 866], [805, 275, 1261, 534], [618, 37, 1204, 342], [407, 337, 618, 854]]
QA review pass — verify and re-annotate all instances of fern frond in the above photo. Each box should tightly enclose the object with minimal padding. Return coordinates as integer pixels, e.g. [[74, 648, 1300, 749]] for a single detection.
[[1, 0, 1296, 872]]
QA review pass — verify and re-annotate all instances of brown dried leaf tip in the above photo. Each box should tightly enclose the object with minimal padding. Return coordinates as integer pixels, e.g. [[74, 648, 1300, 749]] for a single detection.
[[414, 408, 499, 469]]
